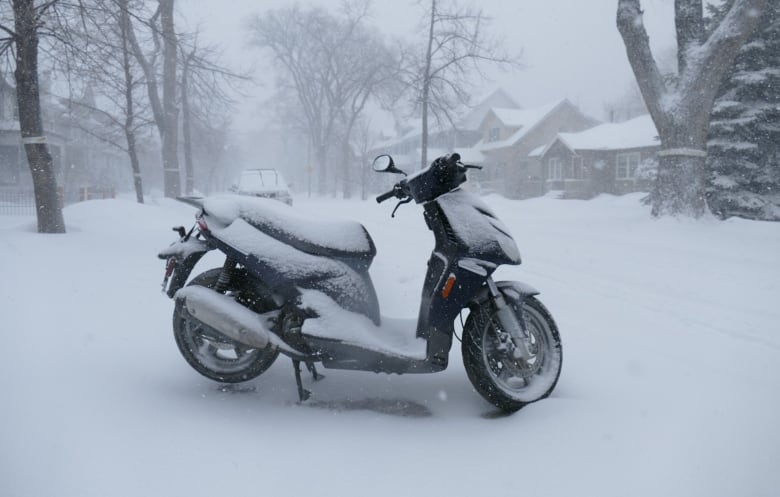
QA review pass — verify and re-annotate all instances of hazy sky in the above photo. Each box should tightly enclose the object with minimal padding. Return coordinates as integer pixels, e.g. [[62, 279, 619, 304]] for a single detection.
[[179, 0, 680, 128]]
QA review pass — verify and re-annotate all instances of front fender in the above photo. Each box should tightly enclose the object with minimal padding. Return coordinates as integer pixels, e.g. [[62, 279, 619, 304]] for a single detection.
[[470, 280, 539, 308]]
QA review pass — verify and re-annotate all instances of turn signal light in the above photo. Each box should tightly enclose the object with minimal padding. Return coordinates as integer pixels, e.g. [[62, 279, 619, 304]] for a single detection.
[[442, 274, 456, 299]]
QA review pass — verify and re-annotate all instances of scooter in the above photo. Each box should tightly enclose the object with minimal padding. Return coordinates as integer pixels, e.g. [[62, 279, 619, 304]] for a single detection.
[[158, 153, 562, 412]]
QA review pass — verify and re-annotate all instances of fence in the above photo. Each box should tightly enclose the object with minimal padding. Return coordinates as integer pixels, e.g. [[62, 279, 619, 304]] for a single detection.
[[0, 188, 36, 216]]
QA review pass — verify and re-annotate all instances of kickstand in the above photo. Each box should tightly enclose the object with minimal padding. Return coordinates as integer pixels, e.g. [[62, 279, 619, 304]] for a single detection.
[[292, 360, 311, 402], [305, 361, 325, 381]]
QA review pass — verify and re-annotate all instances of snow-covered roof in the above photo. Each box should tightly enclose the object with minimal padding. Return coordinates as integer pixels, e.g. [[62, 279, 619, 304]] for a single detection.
[[373, 88, 521, 150], [492, 100, 564, 128], [372, 117, 450, 150], [457, 88, 521, 131], [556, 114, 659, 152], [479, 100, 571, 152], [529, 144, 547, 157]]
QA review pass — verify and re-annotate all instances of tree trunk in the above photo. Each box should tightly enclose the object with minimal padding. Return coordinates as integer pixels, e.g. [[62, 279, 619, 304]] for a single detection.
[[341, 140, 352, 199], [420, 0, 436, 170], [160, 0, 180, 198], [675, 0, 704, 74], [181, 51, 194, 195], [651, 155, 708, 217], [648, 112, 711, 216], [125, 0, 179, 197], [119, 0, 144, 204], [126, 130, 144, 204], [13, 0, 65, 233], [315, 142, 328, 195]]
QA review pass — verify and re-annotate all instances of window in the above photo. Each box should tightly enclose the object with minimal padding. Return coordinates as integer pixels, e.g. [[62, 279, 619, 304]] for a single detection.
[[548, 157, 562, 180], [616, 152, 640, 179], [488, 127, 500, 142], [571, 156, 584, 180]]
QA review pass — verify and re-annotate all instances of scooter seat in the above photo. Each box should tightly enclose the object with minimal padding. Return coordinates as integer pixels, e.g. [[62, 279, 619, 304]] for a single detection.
[[202, 195, 376, 262]]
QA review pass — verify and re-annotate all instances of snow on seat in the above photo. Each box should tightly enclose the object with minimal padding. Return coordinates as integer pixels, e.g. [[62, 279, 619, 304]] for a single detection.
[[201, 194, 376, 261]]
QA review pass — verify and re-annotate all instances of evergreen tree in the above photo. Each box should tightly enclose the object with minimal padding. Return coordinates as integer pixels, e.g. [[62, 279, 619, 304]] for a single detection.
[[707, 0, 780, 220]]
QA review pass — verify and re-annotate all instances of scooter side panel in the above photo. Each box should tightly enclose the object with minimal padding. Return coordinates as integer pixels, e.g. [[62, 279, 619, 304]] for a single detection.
[[207, 218, 380, 324], [416, 252, 494, 369]]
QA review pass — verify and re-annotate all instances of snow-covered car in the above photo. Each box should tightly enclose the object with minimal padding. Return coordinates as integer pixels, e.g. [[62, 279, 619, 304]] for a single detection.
[[230, 168, 293, 205]]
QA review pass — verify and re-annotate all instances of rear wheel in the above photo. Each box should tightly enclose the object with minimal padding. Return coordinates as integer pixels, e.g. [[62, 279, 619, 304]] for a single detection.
[[462, 292, 562, 413], [173, 268, 280, 383]]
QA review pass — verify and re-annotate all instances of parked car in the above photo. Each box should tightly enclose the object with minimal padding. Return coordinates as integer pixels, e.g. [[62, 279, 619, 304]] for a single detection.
[[230, 168, 293, 205]]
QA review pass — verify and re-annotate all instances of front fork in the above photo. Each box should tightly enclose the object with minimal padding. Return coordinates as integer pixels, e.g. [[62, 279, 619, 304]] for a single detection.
[[486, 278, 534, 361]]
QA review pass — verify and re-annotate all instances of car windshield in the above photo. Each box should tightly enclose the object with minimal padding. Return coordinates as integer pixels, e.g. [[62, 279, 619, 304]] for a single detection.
[[238, 169, 288, 192]]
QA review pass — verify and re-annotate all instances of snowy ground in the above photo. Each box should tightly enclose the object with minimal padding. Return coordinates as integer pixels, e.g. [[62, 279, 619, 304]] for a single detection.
[[1, 191, 779, 497]]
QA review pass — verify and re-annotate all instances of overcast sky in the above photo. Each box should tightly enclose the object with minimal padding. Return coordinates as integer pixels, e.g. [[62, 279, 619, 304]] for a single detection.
[[179, 0, 680, 129]]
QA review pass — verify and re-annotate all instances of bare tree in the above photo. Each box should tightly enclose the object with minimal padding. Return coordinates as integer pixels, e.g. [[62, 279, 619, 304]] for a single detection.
[[117, 0, 146, 202], [328, 4, 402, 197], [126, 0, 180, 198], [0, 0, 66, 233], [249, 2, 400, 195], [158, 0, 178, 197], [411, 0, 518, 169], [617, 0, 768, 217], [351, 115, 377, 201], [249, 6, 335, 194], [178, 32, 246, 195], [603, 47, 678, 123], [49, 0, 154, 204]]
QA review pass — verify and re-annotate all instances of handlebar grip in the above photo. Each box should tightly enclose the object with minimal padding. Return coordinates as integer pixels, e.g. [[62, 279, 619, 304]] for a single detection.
[[376, 189, 396, 203]]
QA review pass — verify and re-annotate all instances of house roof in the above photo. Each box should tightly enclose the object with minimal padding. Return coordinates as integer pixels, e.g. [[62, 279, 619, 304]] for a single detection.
[[491, 105, 557, 127], [373, 88, 522, 151], [458, 88, 520, 131], [529, 144, 547, 157], [478, 99, 573, 152], [555, 114, 659, 152]]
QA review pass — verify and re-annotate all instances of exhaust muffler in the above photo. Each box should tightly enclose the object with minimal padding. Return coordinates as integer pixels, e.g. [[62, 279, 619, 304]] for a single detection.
[[175, 286, 274, 349]]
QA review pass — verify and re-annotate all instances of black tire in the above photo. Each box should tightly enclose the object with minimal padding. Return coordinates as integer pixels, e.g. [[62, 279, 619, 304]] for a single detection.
[[462, 292, 562, 413], [173, 268, 280, 383]]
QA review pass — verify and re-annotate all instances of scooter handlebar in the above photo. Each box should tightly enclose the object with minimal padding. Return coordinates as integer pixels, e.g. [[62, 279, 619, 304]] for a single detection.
[[376, 189, 396, 203], [376, 182, 410, 203]]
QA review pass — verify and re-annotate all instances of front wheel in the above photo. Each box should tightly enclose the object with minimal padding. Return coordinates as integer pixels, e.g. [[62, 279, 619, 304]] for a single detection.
[[173, 268, 280, 383], [462, 291, 562, 413]]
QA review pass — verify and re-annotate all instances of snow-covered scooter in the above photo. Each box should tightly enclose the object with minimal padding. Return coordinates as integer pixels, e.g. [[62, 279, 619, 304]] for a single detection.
[[158, 153, 562, 412]]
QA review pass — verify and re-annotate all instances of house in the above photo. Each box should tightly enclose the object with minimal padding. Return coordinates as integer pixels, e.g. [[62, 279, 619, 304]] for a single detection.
[[369, 92, 629, 200], [371, 88, 521, 171], [0, 77, 128, 203], [0, 77, 69, 188], [455, 88, 521, 147], [532, 114, 660, 198], [469, 99, 599, 198]]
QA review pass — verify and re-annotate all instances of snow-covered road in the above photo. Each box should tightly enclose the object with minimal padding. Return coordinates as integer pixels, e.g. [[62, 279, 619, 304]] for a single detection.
[[1, 192, 778, 497]]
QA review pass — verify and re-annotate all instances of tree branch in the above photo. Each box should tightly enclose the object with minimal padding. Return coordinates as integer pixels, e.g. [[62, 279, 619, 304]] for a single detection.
[[617, 0, 671, 133]]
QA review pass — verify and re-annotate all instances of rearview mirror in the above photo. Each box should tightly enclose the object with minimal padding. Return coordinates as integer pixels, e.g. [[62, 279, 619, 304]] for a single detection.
[[371, 154, 407, 176]]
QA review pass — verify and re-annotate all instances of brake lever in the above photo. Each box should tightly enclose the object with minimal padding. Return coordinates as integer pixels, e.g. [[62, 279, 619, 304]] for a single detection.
[[391, 197, 412, 218]]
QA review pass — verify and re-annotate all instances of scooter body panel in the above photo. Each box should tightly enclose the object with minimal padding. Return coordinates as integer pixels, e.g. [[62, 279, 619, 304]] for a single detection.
[[205, 216, 381, 325]]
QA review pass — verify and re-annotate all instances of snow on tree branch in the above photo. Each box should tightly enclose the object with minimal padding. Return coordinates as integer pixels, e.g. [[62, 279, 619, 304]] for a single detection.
[[616, 0, 670, 133]]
